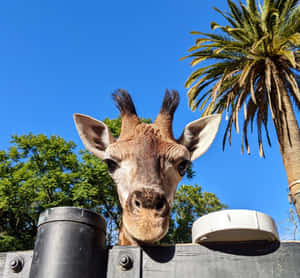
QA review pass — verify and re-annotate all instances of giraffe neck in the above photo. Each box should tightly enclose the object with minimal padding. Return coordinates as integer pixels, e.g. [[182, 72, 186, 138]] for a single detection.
[[118, 224, 138, 246]]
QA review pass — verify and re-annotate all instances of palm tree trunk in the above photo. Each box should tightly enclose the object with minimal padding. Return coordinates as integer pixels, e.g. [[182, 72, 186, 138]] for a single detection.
[[272, 90, 300, 221]]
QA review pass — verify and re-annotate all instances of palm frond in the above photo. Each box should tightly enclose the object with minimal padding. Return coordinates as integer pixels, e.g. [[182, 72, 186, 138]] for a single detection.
[[241, 4, 259, 38], [269, 61, 283, 111], [264, 58, 275, 117], [249, 69, 257, 104], [261, 0, 273, 32], [183, 0, 300, 156], [263, 107, 272, 147], [247, 0, 260, 17], [279, 49, 296, 67], [213, 6, 238, 27], [279, 0, 299, 23], [281, 5, 300, 37], [227, 0, 244, 27], [284, 69, 300, 106]]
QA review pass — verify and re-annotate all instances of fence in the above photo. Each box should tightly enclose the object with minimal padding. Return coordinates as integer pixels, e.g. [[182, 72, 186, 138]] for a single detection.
[[1, 207, 299, 278]]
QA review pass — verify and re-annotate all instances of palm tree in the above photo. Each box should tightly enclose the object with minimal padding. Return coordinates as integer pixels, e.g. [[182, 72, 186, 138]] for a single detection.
[[182, 0, 300, 219]]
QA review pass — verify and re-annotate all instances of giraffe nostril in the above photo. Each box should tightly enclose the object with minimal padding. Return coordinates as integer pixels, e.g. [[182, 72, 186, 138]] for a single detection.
[[135, 200, 141, 209], [155, 200, 165, 211]]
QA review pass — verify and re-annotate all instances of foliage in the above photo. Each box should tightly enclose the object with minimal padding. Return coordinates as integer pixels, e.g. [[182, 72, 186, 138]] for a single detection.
[[102, 117, 151, 138], [0, 118, 225, 251], [0, 134, 79, 251], [162, 184, 227, 244], [182, 0, 300, 157], [0, 133, 120, 250]]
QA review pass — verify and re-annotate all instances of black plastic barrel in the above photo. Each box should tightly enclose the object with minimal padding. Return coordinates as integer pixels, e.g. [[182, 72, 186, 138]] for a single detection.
[[29, 206, 107, 278]]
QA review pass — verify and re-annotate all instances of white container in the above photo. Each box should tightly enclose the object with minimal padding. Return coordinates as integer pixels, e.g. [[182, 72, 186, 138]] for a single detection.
[[192, 209, 279, 243]]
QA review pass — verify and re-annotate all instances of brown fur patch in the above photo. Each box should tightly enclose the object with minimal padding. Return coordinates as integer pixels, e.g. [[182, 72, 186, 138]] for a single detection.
[[122, 205, 170, 244]]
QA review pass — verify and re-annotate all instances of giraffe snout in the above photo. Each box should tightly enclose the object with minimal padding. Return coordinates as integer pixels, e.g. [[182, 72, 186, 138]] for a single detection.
[[128, 189, 169, 216]]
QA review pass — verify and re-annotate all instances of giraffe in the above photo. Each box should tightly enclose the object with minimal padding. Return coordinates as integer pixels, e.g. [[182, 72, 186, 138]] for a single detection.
[[74, 89, 221, 245]]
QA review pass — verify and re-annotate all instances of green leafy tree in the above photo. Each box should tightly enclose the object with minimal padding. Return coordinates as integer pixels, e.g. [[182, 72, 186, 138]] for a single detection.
[[163, 184, 227, 244], [0, 118, 225, 251], [182, 0, 300, 219], [0, 133, 120, 250], [0, 134, 79, 250]]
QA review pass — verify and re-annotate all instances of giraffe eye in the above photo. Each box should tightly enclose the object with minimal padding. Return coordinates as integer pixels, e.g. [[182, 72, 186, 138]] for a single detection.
[[177, 160, 191, 176], [103, 159, 119, 173]]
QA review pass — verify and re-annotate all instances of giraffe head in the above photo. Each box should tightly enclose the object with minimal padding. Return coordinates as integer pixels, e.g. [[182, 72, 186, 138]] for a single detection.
[[74, 90, 221, 245]]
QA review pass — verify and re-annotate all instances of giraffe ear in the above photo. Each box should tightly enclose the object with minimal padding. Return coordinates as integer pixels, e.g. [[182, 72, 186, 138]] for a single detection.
[[73, 113, 115, 159], [178, 114, 221, 161]]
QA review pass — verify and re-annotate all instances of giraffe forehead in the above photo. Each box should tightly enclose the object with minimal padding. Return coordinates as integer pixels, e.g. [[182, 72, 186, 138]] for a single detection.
[[107, 124, 188, 161]]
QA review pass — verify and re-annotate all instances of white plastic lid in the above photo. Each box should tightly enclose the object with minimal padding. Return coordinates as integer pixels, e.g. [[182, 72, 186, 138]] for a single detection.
[[192, 209, 279, 243]]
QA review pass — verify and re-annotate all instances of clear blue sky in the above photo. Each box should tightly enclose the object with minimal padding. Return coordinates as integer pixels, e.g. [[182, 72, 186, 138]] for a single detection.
[[0, 0, 298, 239]]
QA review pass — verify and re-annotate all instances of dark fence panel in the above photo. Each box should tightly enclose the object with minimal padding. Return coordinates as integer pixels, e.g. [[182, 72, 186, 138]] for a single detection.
[[1, 242, 300, 278]]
